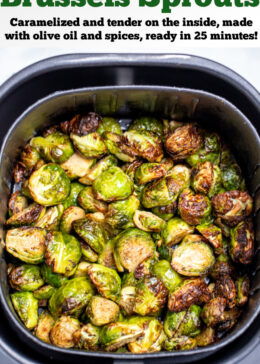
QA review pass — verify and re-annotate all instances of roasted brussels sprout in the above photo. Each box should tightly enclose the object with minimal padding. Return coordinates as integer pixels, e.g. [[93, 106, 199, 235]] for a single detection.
[[6, 227, 47, 264], [236, 275, 250, 307], [34, 311, 55, 343], [133, 275, 168, 316], [164, 305, 201, 338], [134, 162, 169, 185], [201, 297, 227, 327], [196, 223, 223, 254], [192, 162, 222, 198], [8, 191, 28, 216], [86, 296, 120, 326], [49, 277, 94, 317], [230, 219, 254, 264], [217, 308, 241, 333], [134, 255, 158, 280], [210, 253, 236, 281], [113, 228, 155, 272], [100, 322, 143, 351], [81, 242, 99, 263], [33, 284, 56, 300], [79, 155, 118, 185], [97, 117, 122, 135], [152, 260, 182, 292], [35, 205, 64, 231], [29, 163, 71, 206], [60, 206, 85, 234], [103, 132, 136, 162], [152, 202, 177, 221], [162, 217, 194, 246], [164, 336, 197, 351], [61, 113, 102, 136], [14, 161, 28, 183], [21, 145, 41, 170], [212, 191, 253, 227], [215, 275, 237, 309], [168, 278, 212, 312], [40, 264, 68, 288], [98, 240, 116, 268], [30, 132, 74, 163], [50, 316, 80, 348], [11, 291, 38, 329], [5, 203, 46, 227], [133, 210, 165, 233], [220, 146, 243, 191], [119, 272, 137, 316], [86, 264, 121, 302], [129, 117, 164, 137], [60, 152, 95, 179], [106, 195, 140, 230], [165, 124, 202, 160], [73, 323, 100, 350], [62, 182, 84, 209], [45, 231, 82, 276], [9, 264, 44, 291], [171, 235, 215, 277], [77, 186, 108, 213], [195, 327, 215, 347]]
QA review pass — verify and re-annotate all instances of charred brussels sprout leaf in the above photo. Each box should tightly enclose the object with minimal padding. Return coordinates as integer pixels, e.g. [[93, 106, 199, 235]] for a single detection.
[[106, 195, 140, 229], [73, 323, 100, 350], [34, 311, 55, 343], [5, 203, 46, 227], [21, 145, 41, 170], [11, 291, 38, 329], [133, 210, 165, 233], [70, 132, 106, 158], [77, 186, 108, 213], [62, 113, 101, 136], [162, 217, 194, 246], [41, 264, 68, 288], [50, 316, 80, 348], [230, 219, 254, 264], [9, 264, 44, 291], [8, 191, 28, 216], [86, 296, 120, 326], [60, 206, 85, 234], [215, 275, 237, 309], [197, 223, 223, 254], [129, 117, 164, 137], [97, 117, 122, 135], [29, 163, 71, 206], [152, 260, 182, 292]]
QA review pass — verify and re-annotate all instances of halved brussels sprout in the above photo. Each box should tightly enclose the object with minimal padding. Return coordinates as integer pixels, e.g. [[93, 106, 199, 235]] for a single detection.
[[21, 145, 41, 170], [81, 241, 99, 263], [63, 182, 85, 209], [60, 206, 86, 234], [162, 217, 194, 246], [60, 152, 95, 179], [152, 202, 177, 221], [165, 124, 202, 160], [215, 275, 237, 309], [35, 205, 64, 231], [86, 296, 120, 326], [119, 272, 137, 316], [97, 117, 122, 135], [220, 145, 243, 191], [40, 264, 68, 288], [201, 297, 227, 327], [128, 316, 165, 353], [152, 260, 182, 292], [164, 305, 201, 338], [212, 190, 253, 227], [79, 155, 118, 185], [168, 278, 212, 312], [196, 223, 223, 254], [61, 112, 102, 136], [34, 311, 55, 343], [133, 275, 168, 316], [134, 255, 158, 280], [210, 253, 236, 280], [230, 219, 254, 264], [129, 117, 164, 137], [236, 275, 250, 307], [49, 277, 94, 317], [133, 210, 165, 233], [8, 191, 28, 216], [6, 227, 47, 264], [93, 166, 133, 202], [134, 162, 168, 185], [164, 336, 197, 351], [14, 161, 28, 183], [77, 187, 108, 213], [103, 132, 136, 162], [50, 316, 80, 348], [100, 322, 143, 351], [217, 308, 241, 333], [70, 132, 106, 159], [33, 284, 56, 300], [98, 240, 116, 269], [11, 291, 38, 329], [195, 327, 215, 347], [73, 323, 100, 350], [73, 217, 107, 254], [178, 188, 212, 225], [192, 162, 222, 198], [9, 264, 44, 291], [45, 231, 82, 276], [106, 195, 140, 230], [113, 228, 155, 272], [30, 132, 74, 163], [86, 264, 121, 302], [29, 163, 71, 206], [5, 203, 46, 227], [171, 235, 215, 276]]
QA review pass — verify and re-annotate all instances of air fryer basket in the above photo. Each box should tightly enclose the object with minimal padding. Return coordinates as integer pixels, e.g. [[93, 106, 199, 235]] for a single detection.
[[0, 54, 259, 363]]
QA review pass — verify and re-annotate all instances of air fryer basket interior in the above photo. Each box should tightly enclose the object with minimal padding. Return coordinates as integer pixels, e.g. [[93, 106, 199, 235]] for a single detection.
[[0, 85, 260, 362]]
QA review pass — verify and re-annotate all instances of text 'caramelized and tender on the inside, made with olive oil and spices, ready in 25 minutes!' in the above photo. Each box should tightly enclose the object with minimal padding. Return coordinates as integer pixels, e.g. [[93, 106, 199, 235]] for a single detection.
[[5, 113, 254, 352]]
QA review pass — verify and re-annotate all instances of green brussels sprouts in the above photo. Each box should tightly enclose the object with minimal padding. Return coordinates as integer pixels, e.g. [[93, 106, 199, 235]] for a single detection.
[[106, 195, 140, 230], [29, 164, 71, 206], [178, 188, 212, 225], [33, 284, 56, 300], [230, 219, 254, 264], [77, 187, 108, 213], [127, 316, 165, 353], [192, 162, 222, 198], [134, 255, 158, 280], [11, 292, 38, 329], [81, 242, 99, 263], [30, 132, 74, 163], [50, 316, 80, 348], [119, 272, 137, 316], [236, 275, 250, 307], [34, 311, 55, 343], [60, 206, 85, 234], [157, 245, 174, 262], [133, 210, 165, 233], [201, 297, 227, 327], [165, 124, 202, 161], [5, 203, 46, 227], [171, 235, 215, 276], [35, 205, 64, 231], [103, 132, 136, 162], [164, 305, 201, 338], [73, 323, 100, 350], [60, 152, 95, 179], [100, 322, 143, 351], [21, 145, 41, 169], [221, 163, 243, 191], [97, 117, 122, 135], [62, 182, 84, 209], [49, 277, 94, 317], [186, 132, 220, 167], [86, 296, 120, 326], [195, 327, 215, 347], [168, 278, 212, 312], [122, 160, 143, 180], [8, 191, 28, 216], [86, 264, 121, 302], [79, 155, 118, 185], [93, 166, 133, 202], [113, 228, 155, 272], [162, 217, 194, 246], [129, 117, 164, 137], [9, 264, 44, 291], [133, 275, 168, 316], [73, 217, 107, 254], [45, 231, 82, 276], [6, 227, 47, 264], [152, 260, 182, 292], [41, 264, 68, 288], [152, 202, 177, 221], [70, 132, 106, 158], [98, 240, 116, 269], [134, 162, 169, 185], [164, 336, 197, 351], [197, 223, 223, 254]]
